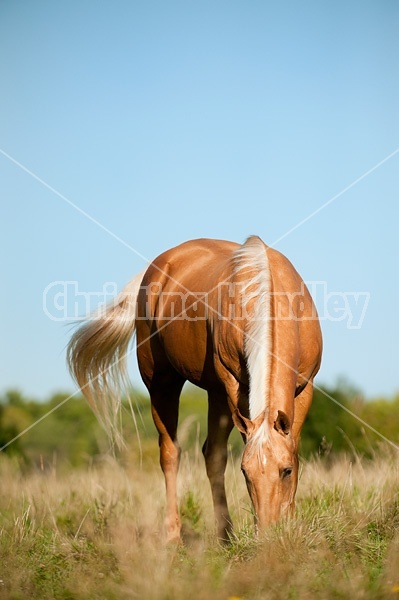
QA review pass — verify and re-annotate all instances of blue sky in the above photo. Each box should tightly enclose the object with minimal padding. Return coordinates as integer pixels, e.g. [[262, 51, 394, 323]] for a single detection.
[[1, 1, 398, 400]]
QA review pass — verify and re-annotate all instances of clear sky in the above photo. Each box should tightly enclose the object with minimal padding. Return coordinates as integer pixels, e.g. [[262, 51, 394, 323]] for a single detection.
[[1, 1, 398, 400]]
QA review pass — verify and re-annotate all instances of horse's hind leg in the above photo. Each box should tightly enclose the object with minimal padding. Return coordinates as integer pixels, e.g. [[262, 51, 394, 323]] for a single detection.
[[150, 374, 185, 543], [202, 391, 234, 542]]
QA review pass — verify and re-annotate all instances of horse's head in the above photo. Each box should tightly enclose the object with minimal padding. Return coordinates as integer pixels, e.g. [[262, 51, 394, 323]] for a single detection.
[[237, 409, 298, 528]]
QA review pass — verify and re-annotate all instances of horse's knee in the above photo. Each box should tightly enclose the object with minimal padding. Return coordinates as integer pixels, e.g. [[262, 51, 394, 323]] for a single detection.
[[159, 436, 181, 472], [202, 438, 215, 468], [203, 444, 223, 482]]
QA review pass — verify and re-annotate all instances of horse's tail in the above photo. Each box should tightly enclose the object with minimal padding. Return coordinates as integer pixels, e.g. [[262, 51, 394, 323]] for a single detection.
[[67, 271, 145, 448]]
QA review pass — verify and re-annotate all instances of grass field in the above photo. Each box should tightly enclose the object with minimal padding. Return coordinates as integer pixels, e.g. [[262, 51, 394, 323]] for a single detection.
[[1, 436, 398, 600]]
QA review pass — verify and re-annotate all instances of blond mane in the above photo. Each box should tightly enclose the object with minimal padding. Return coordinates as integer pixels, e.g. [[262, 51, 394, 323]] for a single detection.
[[232, 236, 272, 422]]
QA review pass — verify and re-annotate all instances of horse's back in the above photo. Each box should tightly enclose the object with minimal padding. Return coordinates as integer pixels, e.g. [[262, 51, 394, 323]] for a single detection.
[[145, 238, 239, 291]]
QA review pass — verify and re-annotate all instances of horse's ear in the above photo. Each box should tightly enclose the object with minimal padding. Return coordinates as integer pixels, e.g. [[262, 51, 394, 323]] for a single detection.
[[232, 409, 264, 437], [274, 410, 291, 435], [231, 408, 251, 435]]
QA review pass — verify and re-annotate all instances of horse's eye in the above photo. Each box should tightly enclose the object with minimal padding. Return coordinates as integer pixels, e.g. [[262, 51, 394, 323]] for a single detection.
[[281, 467, 293, 479]]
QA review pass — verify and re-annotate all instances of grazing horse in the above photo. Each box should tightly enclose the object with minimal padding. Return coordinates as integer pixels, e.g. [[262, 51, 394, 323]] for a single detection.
[[68, 236, 322, 542]]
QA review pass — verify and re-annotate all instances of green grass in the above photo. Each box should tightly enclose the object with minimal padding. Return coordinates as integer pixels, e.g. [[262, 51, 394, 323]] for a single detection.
[[1, 446, 399, 599]]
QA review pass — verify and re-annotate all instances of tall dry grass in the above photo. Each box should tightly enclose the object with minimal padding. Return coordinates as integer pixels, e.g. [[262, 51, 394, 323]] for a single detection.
[[0, 441, 398, 599]]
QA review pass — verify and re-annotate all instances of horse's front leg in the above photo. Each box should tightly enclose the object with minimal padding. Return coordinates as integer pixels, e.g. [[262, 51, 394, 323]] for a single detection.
[[202, 392, 234, 542]]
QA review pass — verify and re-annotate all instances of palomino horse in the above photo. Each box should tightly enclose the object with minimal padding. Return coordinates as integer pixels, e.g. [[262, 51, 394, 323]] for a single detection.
[[68, 236, 322, 542]]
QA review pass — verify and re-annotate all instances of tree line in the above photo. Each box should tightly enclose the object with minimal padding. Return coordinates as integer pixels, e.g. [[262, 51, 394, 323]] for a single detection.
[[0, 383, 398, 470]]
